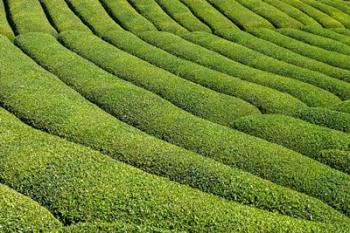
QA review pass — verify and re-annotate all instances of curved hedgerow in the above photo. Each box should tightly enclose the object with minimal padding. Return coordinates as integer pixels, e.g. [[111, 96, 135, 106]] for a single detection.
[[294, 107, 350, 133], [8, 33, 350, 219], [207, 0, 274, 30], [6, 0, 56, 35], [249, 28, 350, 76], [64, 0, 122, 36], [334, 100, 350, 114], [127, 0, 188, 35], [154, 0, 212, 33], [319, 150, 350, 175], [0, 184, 62, 232], [331, 28, 350, 36], [39, 0, 91, 32], [219, 28, 350, 83], [102, 29, 306, 115], [302, 27, 350, 47], [318, 0, 350, 18], [234, 0, 303, 28], [0, 109, 347, 233], [279, 28, 350, 56], [59, 31, 261, 127], [233, 114, 350, 174], [261, 0, 322, 27], [0, 0, 14, 39], [138, 30, 342, 107], [183, 31, 349, 100], [179, 0, 239, 33], [99, 0, 157, 33], [301, 0, 350, 28], [282, 0, 344, 28]]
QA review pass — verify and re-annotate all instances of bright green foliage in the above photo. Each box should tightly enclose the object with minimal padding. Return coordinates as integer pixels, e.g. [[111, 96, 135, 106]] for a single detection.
[[0, 0, 14, 39], [234, 0, 303, 28], [138, 31, 342, 107], [154, 0, 211, 32], [179, 0, 239, 33], [64, 0, 122, 35], [250, 28, 350, 76], [0, 184, 62, 232], [100, 0, 157, 33], [331, 28, 350, 36], [0, 109, 347, 232], [219, 29, 350, 83], [282, 0, 344, 28], [6, 0, 56, 35], [301, 0, 350, 28], [103, 30, 306, 115], [294, 107, 350, 133], [59, 31, 260, 127], [335, 100, 350, 114], [183, 31, 348, 100], [233, 114, 350, 174], [279, 28, 350, 56], [128, 0, 188, 35], [318, 0, 350, 17], [207, 0, 274, 30], [262, 0, 322, 27], [3, 33, 350, 220], [302, 27, 350, 47], [319, 150, 350, 175], [39, 0, 91, 32]]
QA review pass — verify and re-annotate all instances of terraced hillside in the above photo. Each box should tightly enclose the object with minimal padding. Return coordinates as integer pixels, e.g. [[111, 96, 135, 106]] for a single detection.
[[1, 0, 350, 232]]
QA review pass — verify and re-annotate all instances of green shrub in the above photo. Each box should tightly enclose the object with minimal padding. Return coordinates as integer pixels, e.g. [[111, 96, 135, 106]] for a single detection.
[[318, 0, 350, 19], [301, 0, 350, 28], [0, 108, 347, 232], [334, 100, 350, 114], [282, 0, 344, 28], [154, 0, 211, 32], [319, 150, 350, 175], [6, 0, 56, 35], [331, 28, 350, 36], [127, 0, 188, 35], [99, 0, 157, 33], [0, 0, 14, 39], [294, 107, 350, 133], [39, 0, 91, 32], [0, 184, 62, 232], [219, 28, 350, 83], [9, 33, 350, 219], [179, 0, 239, 33], [261, 0, 322, 27], [183, 31, 348, 100], [233, 114, 350, 174], [302, 27, 350, 47], [206, 0, 274, 30], [101, 30, 306, 115], [249, 28, 350, 77], [234, 0, 303, 28], [64, 0, 122, 36], [138, 30, 342, 107]]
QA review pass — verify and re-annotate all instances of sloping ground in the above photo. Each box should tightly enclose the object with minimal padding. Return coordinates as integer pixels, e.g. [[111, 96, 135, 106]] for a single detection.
[[1, 0, 350, 232]]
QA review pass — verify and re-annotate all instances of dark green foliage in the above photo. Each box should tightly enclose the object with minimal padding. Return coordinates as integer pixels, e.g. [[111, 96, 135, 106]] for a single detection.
[[128, 0, 188, 35], [6, 0, 56, 35], [219, 28, 350, 83], [207, 0, 274, 30], [99, 0, 157, 33], [335, 100, 350, 114], [179, 0, 239, 33], [138, 30, 342, 107], [233, 114, 350, 174], [319, 150, 350, 175], [0, 0, 14, 39], [183, 31, 348, 100], [64, 0, 122, 35], [1, 108, 347, 233], [234, 0, 303, 28], [250, 28, 350, 76], [39, 0, 91, 32], [302, 27, 350, 47], [103, 30, 306, 115], [0, 184, 62, 232], [294, 107, 350, 133], [282, 0, 344, 28], [154, 0, 211, 32], [262, 0, 322, 27]]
